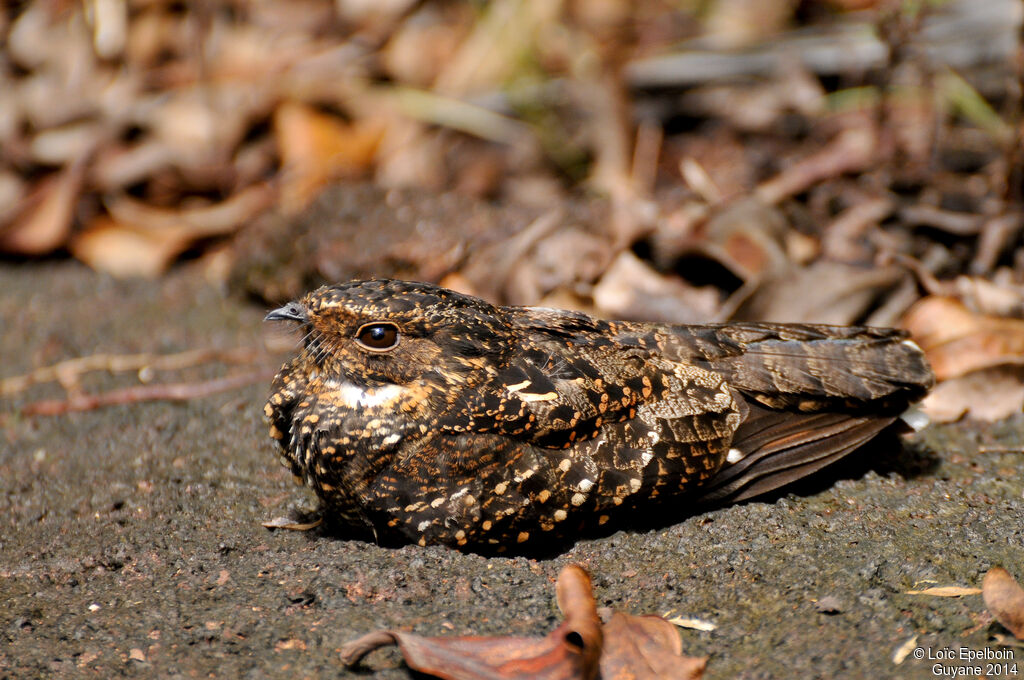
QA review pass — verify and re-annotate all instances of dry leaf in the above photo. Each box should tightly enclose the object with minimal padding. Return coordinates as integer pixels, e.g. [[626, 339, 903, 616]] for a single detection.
[[814, 596, 843, 614], [381, 5, 472, 87], [340, 565, 704, 680], [601, 612, 706, 680], [658, 198, 792, 285], [341, 564, 601, 680], [70, 216, 186, 278], [274, 101, 384, 212], [504, 227, 614, 307], [72, 185, 274, 278], [904, 295, 1024, 422], [90, 141, 178, 191], [106, 184, 274, 239], [983, 567, 1024, 640], [905, 586, 982, 597], [0, 165, 84, 255], [739, 262, 905, 324], [919, 366, 1024, 423], [954, 275, 1024, 319], [0, 172, 27, 227], [275, 638, 307, 652], [593, 250, 719, 323], [902, 296, 1024, 381]]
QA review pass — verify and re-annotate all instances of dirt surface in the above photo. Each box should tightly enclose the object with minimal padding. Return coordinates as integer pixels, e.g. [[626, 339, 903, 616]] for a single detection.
[[2, 262, 1022, 679]]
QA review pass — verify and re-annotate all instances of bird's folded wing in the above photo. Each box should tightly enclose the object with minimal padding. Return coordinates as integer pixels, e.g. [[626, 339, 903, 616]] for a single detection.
[[694, 404, 896, 503]]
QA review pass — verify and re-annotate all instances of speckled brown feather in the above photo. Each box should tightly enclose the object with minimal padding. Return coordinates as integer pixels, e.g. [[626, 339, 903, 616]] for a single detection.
[[264, 279, 934, 550]]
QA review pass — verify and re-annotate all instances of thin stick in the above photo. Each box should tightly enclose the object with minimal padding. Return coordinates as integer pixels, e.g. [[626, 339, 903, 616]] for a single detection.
[[1, 347, 261, 396], [21, 369, 276, 416], [755, 127, 876, 205]]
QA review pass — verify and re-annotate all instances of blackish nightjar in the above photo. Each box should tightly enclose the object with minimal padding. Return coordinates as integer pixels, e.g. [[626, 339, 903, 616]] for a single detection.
[[264, 279, 934, 551]]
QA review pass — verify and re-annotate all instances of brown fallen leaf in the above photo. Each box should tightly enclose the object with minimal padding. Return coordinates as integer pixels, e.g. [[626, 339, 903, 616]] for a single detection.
[[902, 296, 1024, 381], [592, 250, 720, 324], [106, 185, 275, 238], [72, 185, 274, 278], [69, 215, 187, 279], [601, 612, 706, 679], [0, 163, 84, 255], [739, 261, 905, 324], [341, 564, 600, 680], [983, 567, 1024, 640], [340, 564, 705, 680], [918, 366, 1024, 423], [274, 101, 384, 213]]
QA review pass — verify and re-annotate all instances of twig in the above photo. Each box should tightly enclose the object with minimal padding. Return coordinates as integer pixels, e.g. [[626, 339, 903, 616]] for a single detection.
[[887, 253, 951, 297], [821, 196, 894, 261], [899, 205, 983, 235], [1, 347, 261, 396], [630, 118, 663, 199], [970, 212, 1024, 275], [755, 127, 876, 205], [21, 369, 276, 416], [977, 446, 1024, 454]]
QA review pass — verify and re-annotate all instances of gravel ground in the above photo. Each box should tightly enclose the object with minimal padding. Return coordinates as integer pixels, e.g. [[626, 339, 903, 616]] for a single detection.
[[2, 262, 1022, 679]]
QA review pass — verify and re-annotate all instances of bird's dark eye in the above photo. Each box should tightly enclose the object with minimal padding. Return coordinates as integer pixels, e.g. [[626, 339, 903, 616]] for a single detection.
[[355, 322, 400, 351]]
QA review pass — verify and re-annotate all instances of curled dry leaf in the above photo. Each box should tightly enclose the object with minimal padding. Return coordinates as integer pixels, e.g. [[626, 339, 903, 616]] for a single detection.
[[902, 296, 1024, 381], [72, 185, 274, 278], [340, 564, 705, 680], [274, 101, 384, 213], [0, 164, 84, 255], [593, 250, 719, 323], [502, 227, 613, 307], [666, 616, 716, 632], [700, 198, 791, 282], [983, 567, 1024, 640], [601, 612, 706, 680], [918, 366, 1024, 423], [903, 296, 1024, 422], [953, 275, 1024, 319], [70, 216, 187, 279], [651, 198, 791, 286], [739, 261, 905, 324]]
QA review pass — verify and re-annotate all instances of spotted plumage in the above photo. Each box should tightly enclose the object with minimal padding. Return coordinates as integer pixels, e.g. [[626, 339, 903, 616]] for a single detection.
[[264, 279, 934, 550]]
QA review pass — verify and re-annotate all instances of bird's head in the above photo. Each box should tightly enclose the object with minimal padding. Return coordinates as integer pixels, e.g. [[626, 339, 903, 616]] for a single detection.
[[266, 279, 513, 391]]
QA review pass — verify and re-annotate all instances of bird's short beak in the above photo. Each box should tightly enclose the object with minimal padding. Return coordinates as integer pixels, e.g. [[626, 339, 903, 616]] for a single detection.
[[265, 302, 308, 323]]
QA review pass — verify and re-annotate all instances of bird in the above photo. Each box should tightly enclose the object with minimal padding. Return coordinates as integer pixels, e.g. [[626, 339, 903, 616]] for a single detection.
[[264, 279, 934, 551]]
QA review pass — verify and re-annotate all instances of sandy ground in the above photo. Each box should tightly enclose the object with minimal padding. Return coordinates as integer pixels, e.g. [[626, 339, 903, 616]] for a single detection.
[[2, 261, 1022, 679]]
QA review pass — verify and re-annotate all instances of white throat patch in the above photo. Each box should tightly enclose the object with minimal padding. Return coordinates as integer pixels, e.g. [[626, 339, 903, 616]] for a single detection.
[[332, 380, 406, 408]]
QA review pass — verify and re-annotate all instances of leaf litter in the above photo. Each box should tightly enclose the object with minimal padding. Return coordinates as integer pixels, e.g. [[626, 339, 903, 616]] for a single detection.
[[3, 0, 1024, 424], [340, 564, 707, 680]]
